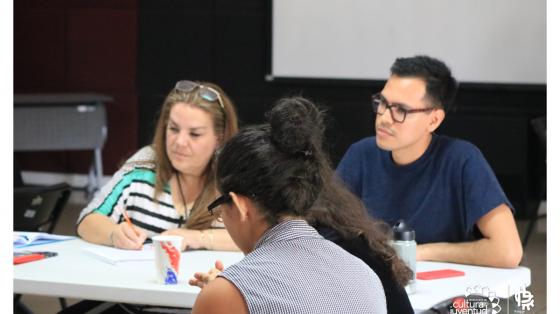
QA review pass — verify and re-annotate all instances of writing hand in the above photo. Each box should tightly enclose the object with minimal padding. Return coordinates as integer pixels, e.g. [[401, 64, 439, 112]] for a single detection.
[[111, 222, 147, 250]]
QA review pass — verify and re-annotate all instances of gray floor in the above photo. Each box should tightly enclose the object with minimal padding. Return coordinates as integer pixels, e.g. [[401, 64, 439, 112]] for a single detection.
[[18, 194, 547, 313]]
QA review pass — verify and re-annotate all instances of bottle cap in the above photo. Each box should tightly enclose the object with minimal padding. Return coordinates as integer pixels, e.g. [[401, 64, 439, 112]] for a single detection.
[[392, 220, 415, 241]]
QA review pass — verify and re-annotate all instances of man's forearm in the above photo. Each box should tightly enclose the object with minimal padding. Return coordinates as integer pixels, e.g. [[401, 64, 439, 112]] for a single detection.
[[417, 239, 522, 268]]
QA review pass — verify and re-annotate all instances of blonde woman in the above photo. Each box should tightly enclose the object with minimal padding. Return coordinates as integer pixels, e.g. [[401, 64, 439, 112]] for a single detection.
[[77, 80, 239, 251]]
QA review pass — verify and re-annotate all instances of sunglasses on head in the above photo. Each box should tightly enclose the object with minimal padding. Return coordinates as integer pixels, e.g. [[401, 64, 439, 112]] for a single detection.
[[175, 80, 226, 112]]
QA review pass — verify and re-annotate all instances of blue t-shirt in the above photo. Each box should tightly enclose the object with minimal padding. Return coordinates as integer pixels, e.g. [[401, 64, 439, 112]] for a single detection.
[[336, 134, 512, 244]]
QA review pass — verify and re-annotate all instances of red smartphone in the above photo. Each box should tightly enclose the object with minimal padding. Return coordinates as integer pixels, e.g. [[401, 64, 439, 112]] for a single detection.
[[417, 269, 465, 280]]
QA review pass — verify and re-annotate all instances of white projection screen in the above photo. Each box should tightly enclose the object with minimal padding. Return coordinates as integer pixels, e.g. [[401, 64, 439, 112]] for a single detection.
[[271, 0, 546, 84]]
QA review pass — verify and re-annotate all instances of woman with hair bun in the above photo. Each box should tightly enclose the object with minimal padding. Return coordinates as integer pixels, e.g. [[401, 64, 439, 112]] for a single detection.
[[192, 97, 387, 314]]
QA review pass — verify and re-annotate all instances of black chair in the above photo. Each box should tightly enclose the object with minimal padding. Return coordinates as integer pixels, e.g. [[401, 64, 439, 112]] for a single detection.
[[14, 183, 72, 233], [14, 172, 72, 313], [14, 154, 24, 188], [523, 116, 546, 247]]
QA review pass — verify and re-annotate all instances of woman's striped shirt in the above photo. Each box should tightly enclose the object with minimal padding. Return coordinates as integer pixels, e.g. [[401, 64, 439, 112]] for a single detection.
[[77, 146, 220, 237]]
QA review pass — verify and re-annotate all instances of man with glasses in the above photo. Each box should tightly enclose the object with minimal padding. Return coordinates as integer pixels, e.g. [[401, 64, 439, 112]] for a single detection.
[[337, 55, 522, 268]]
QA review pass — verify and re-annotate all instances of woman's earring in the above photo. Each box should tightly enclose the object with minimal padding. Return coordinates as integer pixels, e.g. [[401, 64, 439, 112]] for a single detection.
[[214, 148, 222, 158]]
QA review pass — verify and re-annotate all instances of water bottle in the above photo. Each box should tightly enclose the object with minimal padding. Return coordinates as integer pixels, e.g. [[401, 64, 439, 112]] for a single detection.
[[391, 220, 416, 294]]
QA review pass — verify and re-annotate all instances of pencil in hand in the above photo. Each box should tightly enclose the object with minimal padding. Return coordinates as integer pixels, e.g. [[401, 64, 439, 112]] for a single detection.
[[122, 210, 140, 236]]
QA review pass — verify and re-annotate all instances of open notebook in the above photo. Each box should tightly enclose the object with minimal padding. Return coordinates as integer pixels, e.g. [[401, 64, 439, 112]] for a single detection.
[[13, 231, 75, 249], [83, 244, 155, 265]]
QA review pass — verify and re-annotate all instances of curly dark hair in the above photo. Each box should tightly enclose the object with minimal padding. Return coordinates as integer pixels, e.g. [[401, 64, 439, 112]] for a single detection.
[[216, 97, 323, 224], [216, 96, 412, 286]]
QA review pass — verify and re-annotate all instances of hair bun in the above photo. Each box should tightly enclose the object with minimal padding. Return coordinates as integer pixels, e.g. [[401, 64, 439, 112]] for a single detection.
[[267, 97, 325, 156]]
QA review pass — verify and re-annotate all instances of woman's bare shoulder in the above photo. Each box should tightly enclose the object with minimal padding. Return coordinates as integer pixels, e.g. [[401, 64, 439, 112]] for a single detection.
[[192, 277, 248, 314]]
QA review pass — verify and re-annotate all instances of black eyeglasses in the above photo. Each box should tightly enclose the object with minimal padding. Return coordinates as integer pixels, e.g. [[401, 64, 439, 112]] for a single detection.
[[207, 194, 232, 222], [372, 93, 434, 123], [175, 80, 226, 112]]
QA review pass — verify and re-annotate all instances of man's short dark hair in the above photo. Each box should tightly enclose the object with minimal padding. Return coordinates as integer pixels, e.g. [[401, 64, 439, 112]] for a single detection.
[[390, 55, 458, 111]]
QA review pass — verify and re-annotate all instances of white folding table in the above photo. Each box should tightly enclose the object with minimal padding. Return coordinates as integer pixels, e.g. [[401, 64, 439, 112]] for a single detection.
[[13, 239, 531, 312]]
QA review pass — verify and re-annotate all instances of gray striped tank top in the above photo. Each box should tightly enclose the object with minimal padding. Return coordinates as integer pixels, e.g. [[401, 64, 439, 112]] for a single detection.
[[219, 220, 387, 314]]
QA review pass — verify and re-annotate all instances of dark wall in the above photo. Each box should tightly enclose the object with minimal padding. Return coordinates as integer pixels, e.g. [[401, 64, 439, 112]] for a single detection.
[[14, 0, 139, 175], [15, 0, 546, 217]]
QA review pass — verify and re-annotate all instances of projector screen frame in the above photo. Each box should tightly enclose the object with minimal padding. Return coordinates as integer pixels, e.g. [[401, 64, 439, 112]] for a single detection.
[[264, 0, 546, 90]]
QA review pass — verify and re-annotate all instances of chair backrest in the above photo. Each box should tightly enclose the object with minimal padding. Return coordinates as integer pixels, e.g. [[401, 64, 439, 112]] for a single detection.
[[531, 115, 546, 186], [14, 183, 71, 233], [14, 155, 24, 188], [531, 116, 546, 148]]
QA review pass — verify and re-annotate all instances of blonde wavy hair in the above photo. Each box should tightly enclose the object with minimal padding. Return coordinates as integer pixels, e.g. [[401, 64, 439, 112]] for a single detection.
[[151, 81, 238, 229]]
